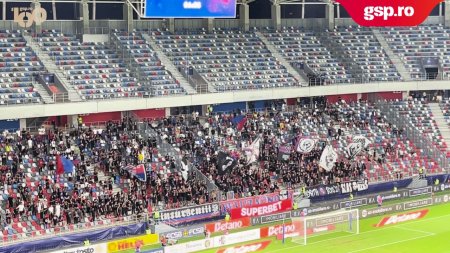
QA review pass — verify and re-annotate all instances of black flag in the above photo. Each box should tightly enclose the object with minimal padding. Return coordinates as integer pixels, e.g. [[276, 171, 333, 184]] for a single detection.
[[217, 151, 237, 175]]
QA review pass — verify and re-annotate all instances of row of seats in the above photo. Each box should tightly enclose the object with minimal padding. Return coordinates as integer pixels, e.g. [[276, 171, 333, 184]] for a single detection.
[[112, 31, 186, 97], [151, 29, 298, 91], [329, 26, 401, 82], [381, 25, 450, 79], [0, 30, 43, 105], [262, 28, 352, 83], [37, 30, 143, 100]]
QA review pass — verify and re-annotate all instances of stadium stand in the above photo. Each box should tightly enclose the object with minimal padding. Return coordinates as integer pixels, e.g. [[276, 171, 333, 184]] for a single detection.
[[329, 26, 401, 82], [262, 27, 352, 83], [0, 30, 43, 105], [151, 29, 298, 92], [381, 25, 450, 79], [112, 31, 186, 97], [37, 30, 142, 100]]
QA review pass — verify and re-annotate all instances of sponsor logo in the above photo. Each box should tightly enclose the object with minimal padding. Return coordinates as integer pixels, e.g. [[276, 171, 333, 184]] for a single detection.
[[261, 212, 291, 224], [206, 218, 250, 233], [409, 187, 432, 197], [376, 209, 429, 227], [161, 225, 205, 239], [361, 210, 368, 218], [404, 198, 433, 210], [216, 241, 271, 253], [231, 199, 292, 219], [340, 198, 368, 209]]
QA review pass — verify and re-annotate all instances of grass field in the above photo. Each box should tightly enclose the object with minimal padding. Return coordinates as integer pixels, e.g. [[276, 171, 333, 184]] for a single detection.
[[119, 195, 450, 253], [196, 202, 450, 253]]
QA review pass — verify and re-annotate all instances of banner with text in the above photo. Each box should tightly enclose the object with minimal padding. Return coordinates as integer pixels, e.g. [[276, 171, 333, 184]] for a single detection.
[[230, 199, 292, 219]]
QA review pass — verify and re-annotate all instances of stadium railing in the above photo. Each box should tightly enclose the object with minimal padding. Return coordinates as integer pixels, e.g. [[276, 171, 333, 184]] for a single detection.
[[1, 214, 148, 246]]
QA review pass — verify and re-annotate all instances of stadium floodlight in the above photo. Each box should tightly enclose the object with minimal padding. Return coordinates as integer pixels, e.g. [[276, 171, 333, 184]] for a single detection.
[[291, 208, 359, 245]]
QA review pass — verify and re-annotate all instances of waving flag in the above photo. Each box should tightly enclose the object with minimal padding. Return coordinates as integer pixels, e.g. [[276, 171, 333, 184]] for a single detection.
[[217, 151, 238, 175], [232, 115, 247, 131], [296, 138, 316, 154], [244, 137, 261, 164], [346, 142, 363, 160], [56, 155, 64, 175], [131, 164, 147, 182], [319, 145, 338, 172], [61, 156, 75, 174], [278, 145, 291, 161], [122, 164, 147, 182], [353, 136, 371, 149]]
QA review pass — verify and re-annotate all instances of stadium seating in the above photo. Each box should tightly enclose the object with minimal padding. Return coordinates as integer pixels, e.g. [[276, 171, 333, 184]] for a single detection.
[[112, 31, 186, 97], [151, 29, 298, 92], [37, 30, 143, 100], [0, 30, 43, 105], [329, 26, 401, 82], [262, 27, 352, 83], [381, 25, 450, 79], [390, 99, 448, 154]]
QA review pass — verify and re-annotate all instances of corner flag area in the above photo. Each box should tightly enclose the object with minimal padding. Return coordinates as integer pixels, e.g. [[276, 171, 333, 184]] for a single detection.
[[197, 203, 450, 253]]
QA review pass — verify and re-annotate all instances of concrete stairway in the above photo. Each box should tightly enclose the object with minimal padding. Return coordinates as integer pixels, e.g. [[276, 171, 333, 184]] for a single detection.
[[429, 103, 450, 152], [255, 31, 308, 86], [33, 82, 54, 104], [23, 35, 83, 102], [372, 29, 412, 81], [142, 34, 198, 95], [407, 175, 428, 189]]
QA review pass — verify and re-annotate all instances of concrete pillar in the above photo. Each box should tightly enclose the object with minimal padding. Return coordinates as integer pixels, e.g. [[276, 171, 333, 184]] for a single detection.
[[325, 2, 335, 30], [30, 0, 42, 34], [165, 108, 171, 117], [239, 4, 249, 32], [204, 18, 214, 32], [271, 4, 281, 30], [402, 91, 409, 100], [19, 119, 27, 130], [168, 18, 175, 33], [67, 115, 78, 128], [123, 2, 133, 32], [80, 0, 89, 34], [445, 3, 450, 27]]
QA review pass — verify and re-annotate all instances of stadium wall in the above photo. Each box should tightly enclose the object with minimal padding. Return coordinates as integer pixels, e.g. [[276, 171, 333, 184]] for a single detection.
[[1, 81, 449, 120]]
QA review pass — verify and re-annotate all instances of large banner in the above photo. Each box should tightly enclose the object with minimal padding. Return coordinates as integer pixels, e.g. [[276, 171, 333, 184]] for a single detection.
[[159, 203, 221, 223], [339, 179, 369, 194], [230, 199, 292, 219], [220, 191, 293, 214], [107, 234, 159, 253], [278, 145, 291, 161]]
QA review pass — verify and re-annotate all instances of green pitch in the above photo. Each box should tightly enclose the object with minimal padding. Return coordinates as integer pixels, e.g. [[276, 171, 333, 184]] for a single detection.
[[196, 202, 450, 253]]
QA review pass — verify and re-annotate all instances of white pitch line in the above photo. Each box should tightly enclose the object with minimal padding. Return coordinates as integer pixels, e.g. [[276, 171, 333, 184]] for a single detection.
[[394, 226, 436, 236], [270, 212, 450, 253], [347, 234, 433, 253]]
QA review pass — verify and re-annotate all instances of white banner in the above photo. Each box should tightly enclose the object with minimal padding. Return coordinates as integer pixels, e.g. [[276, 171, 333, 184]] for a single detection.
[[51, 244, 107, 253], [319, 145, 338, 172], [296, 138, 316, 154], [164, 229, 261, 253]]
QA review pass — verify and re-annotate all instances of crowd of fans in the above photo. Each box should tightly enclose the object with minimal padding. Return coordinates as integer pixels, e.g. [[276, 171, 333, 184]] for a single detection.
[[0, 117, 209, 233], [0, 99, 412, 234]]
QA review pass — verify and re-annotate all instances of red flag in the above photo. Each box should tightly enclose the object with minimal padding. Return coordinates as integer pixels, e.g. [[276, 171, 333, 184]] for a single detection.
[[56, 155, 64, 175], [237, 117, 247, 131]]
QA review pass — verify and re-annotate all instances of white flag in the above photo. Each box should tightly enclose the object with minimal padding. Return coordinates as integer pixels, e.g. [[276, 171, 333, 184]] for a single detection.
[[244, 137, 261, 164], [296, 138, 316, 154], [346, 142, 363, 159], [353, 135, 371, 148], [319, 145, 338, 172]]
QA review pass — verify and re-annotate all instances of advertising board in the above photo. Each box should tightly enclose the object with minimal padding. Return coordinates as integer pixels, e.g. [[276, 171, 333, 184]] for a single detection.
[[51, 244, 107, 253], [159, 203, 220, 223], [230, 199, 292, 219], [160, 225, 205, 240], [205, 217, 251, 233], [107, 234, 159, 253]]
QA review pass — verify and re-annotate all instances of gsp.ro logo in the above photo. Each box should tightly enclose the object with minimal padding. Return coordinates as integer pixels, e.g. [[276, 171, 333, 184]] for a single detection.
[[13, 7, 47, 28]]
